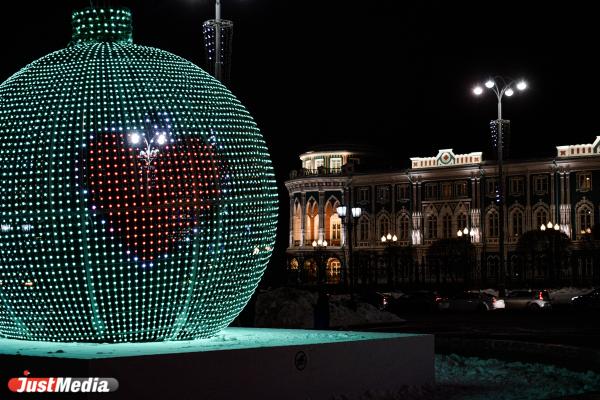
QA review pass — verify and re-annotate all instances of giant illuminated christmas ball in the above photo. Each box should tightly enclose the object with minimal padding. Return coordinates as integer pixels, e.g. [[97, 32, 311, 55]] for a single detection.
[[0, 8, 277, 342]]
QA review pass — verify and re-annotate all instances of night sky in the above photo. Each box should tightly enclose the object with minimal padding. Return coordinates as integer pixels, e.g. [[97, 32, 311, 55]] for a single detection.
[[1, 1, 598, 283]]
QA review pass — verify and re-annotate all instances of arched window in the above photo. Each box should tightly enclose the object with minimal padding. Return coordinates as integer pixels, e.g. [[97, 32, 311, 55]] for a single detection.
[[358, 216, 370, 243], [457, 213, 467, 231], [487, 209, 499, 237], [289, 258, 299, 270], [398, 214, 410, 241], [577, 204, 593, 234], [511, 209, 523, 236], [426, 215, 437, 239], [326, 258, 342, 284], [534, 207, 548, 230], [329, 213, 342, 245], [442, 214, 452, 238], [292, 201, 302, 245], [378, 215, 390, 239], [305, 198, 319, 242]]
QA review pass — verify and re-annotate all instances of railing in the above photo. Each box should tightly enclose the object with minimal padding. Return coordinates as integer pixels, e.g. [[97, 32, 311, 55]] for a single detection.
[[289, 167, 343, 179]]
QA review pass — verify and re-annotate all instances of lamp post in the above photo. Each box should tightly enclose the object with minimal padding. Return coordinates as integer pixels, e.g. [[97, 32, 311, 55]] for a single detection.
[[381, 233, 398, 288], [312, 239, 328, 285], [337, 206, 362, 290], [473, 76, 527, 290], [540, 221, 561, 284], [457, 227, 475, 284]]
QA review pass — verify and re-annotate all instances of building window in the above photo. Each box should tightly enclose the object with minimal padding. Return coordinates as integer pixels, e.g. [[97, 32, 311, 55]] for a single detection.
[[534, 208, 548, 229], [457, 213, 467, 231], [377, 186, 390, 203], [330, 157, 342, 170], [487, 210, 499, 237], [326, 258, 342, 284], [511, 210, 523, 237], [330, 213, 342, 245], [455, 181, 468, 197], [302, 160, 311, 170], [578, 205, 593, 234], [358, 187, 369, 203], [314, 158, 324, 169], [534, 175, 548, 194], [486, 179, 497, 197], [509, 177, 524, 195], [397, 184, 409, 201], [290, 258, 299, 270], [441, 183, 453, 199], [398, 214, 410, 240], [577, 172, 592, 192], [425, 183, 438, 201], [426, 215, 437, 239], [442, 214, 452, 238], [358, 216, 370, 243], [378, 215, 390, 239]]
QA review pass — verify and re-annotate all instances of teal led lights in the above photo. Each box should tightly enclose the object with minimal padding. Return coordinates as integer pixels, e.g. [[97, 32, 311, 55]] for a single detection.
[[0, 8, 277, 342]]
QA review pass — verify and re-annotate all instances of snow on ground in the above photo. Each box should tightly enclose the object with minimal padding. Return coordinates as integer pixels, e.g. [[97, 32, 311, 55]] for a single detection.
[[254, 287, 403, 329], [333, 354, 600, 400]]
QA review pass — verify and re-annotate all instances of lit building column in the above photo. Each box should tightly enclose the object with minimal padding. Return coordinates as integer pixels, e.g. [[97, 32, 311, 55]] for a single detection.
[[318, 191, 325, 242], [289, 195, 294, 247], [300, 192, 306, 246]]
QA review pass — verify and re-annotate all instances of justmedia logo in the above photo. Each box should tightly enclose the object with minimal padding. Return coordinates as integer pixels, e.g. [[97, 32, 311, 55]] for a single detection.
[[7, 370, 118, 393]]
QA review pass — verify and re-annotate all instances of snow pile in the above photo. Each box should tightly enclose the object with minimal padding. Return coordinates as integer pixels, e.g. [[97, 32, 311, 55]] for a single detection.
[[329, 299, 403, 328], [254, 287, 317, 328], [332, 354, 600, 400], [254, 287, 402, 329], [549, 287, 596, 304]]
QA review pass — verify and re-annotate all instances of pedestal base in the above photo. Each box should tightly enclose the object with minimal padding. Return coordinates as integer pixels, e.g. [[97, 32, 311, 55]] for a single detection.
[[0, 328, 434, 399]]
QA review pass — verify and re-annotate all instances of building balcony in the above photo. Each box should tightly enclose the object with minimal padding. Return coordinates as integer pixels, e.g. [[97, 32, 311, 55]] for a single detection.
[[289, 167, 343, 179]]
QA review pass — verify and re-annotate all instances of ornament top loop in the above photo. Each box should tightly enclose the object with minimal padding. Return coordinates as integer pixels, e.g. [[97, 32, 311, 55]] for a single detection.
[[71, 7, 133, 45]]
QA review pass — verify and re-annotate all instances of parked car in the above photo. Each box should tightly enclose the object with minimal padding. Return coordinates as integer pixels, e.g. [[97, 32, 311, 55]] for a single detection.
[[358, 291, 390, 310], [439, 291, 505, 312], [571, 289, 600, 309], [388, 290, 444, 313], [504, 290, 552, 311]]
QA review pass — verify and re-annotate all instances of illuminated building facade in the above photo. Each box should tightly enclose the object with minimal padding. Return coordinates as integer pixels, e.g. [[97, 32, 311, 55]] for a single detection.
[[285, 137, 600, 287]]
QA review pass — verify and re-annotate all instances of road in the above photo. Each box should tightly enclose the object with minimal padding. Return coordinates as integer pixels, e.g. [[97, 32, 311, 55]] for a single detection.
[[367, 306, 600, 350]]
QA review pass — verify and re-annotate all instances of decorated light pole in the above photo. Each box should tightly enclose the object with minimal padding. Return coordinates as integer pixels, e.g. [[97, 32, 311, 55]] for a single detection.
[[473, 77, 527, 290], [381, 233, 399, 288], [337, 206, 362, 289]]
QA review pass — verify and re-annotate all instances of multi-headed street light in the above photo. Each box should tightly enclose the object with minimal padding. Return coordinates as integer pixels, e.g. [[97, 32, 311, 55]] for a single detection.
[[473, 76, 527, 289]]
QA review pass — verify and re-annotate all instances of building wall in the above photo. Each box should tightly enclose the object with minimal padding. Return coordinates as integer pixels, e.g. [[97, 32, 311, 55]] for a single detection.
[[285, 141, 600, 288]]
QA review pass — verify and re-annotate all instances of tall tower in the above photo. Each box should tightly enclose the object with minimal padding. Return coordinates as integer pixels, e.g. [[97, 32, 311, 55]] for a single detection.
[[203, 0, 233, 86]]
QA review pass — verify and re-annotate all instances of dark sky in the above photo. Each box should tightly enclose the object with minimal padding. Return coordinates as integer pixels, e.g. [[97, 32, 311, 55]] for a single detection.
[[1, 1, 598, 283]]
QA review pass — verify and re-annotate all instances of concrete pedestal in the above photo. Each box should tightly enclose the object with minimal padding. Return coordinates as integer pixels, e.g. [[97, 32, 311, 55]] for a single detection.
[[0, 328, 434, 399]]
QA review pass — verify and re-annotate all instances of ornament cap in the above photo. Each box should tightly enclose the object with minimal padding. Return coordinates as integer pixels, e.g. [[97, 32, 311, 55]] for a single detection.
[[71, 7, 133, 45]]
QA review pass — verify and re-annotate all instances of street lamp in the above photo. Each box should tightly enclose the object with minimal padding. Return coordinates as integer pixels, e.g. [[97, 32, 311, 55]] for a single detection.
[[540, 221, 561, 284], [381, 232, 398, 287], [312, 239, 328, 285], [337, 205, 362, 289], [473, 76, 527, 289]]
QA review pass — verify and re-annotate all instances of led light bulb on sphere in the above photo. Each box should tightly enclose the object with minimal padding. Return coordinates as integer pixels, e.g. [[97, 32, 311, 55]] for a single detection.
[[0, 8, 277, 342]]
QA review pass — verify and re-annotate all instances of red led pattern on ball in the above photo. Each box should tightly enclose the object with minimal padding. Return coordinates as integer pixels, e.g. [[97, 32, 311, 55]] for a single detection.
[[87, 132, 220, 261]]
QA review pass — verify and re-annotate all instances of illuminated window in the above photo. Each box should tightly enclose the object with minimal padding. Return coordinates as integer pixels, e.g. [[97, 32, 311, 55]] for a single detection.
[[577, 172, 592, 192], [314, 158, 324, 169], [441, 183, 453, 199], [330, 157, 342, 170], [455, 181, 468, 197]]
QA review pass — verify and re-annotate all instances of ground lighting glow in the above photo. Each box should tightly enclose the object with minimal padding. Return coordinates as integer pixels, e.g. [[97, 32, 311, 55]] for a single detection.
[[0, 7, 277, 342]]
